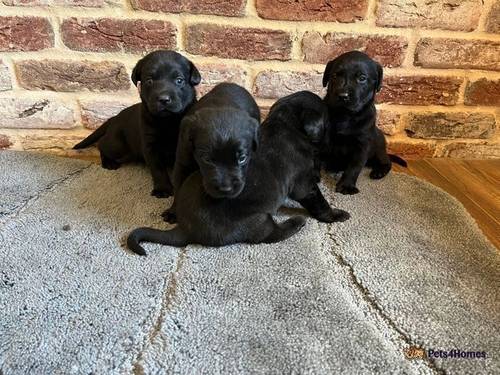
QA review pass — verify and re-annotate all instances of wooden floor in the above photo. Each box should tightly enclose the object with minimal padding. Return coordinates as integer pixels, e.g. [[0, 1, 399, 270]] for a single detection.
[[394, 159, 499, 250], [71, 155, 499, 249]]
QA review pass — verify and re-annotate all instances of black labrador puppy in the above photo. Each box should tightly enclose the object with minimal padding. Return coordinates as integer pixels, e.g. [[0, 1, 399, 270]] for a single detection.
[[127, 91, 349, 255], [162, 82, 261, 223], [73, 50, 201, 198], [321, 51, 406, 195]]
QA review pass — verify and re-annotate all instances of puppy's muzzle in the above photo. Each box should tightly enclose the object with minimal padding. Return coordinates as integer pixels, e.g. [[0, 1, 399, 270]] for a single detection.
[[216, 184, 233, 193], [158, 94, 172, 105], [207, 177, 245, 199], [155, 94, 183, 113], [338, 92, 350, 102]]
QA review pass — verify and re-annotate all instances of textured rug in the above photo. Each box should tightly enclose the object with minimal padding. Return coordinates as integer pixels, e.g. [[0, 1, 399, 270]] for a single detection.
[[0, 150, 498, 375]]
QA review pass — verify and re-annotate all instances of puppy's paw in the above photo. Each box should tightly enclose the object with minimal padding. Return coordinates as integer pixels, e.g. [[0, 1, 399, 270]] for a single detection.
[[335, 184, 359, 195], [370, 166, 391, 180], [282, 216, 307, 233], [151, 189, 172, 198], [161, 209, 177, 223], [331, 209, 350, 222], [292, 215, 307, 227], [101, 160, 120, 170], [316, 208, 350, 223]]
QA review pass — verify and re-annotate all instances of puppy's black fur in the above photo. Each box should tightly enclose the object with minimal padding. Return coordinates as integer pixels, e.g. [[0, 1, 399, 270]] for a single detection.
[[127, 91, 349, 255], [73, 50, 201, 198], [162, 82, 261, 222], [321, 51, 406, 195]]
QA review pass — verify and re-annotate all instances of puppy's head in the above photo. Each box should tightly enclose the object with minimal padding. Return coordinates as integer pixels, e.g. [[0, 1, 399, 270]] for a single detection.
[[322, 51, 382, 113], [300, 108, 328, 145], [185, 109, 259, 199], [132, 50, 201, 117], [269, 91, 328, 145]]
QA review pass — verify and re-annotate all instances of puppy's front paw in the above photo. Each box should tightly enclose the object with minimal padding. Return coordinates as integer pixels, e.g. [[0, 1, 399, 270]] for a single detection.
[[332, 209, 350, 222], [316, 208, 350, 223], [151, 188, 172, 198], [335, 184, 359, 195], [370, 166, 391, 180], [161, 209, 177, 223], [101, 159, 120, 170]]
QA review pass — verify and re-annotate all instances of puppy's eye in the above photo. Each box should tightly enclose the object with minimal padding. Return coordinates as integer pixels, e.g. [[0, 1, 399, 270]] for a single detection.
[[358, 75, 367, 83], [238, 155, 247, 165], [175, 77, 185, 86], [145, 78, 153, 85]]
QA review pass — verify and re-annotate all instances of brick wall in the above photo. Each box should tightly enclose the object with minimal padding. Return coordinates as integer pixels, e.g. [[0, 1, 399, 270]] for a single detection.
[[0, 0, 499, 158]]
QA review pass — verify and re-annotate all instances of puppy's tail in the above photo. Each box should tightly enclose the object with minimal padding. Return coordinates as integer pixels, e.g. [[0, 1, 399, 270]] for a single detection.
[[389, 154, 408, 168], [127, 226, 189, 256], [73, 121, 109, 149]]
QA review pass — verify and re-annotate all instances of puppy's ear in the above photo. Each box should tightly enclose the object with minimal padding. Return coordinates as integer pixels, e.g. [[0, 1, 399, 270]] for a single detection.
[[189, 61, 201, 86], [322, 60, 335, 87], [249, 117, 260, 152], [375, 61, 383, 92], [131, 57, 144, 87]]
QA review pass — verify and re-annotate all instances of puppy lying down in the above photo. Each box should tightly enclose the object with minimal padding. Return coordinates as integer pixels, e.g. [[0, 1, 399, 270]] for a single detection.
[[73, 50, 200, 198], [170, 82, 261, 205], [127, 90, 349, 255]]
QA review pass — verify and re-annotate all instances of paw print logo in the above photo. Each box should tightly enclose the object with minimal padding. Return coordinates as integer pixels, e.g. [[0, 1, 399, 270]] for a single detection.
[[404, 346, 426, 359]]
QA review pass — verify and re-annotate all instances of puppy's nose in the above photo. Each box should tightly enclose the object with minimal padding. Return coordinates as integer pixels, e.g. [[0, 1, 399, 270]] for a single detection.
[[158, 95, 172, 105], [217, 185, 233, 193], [338, 92, 350, 101]]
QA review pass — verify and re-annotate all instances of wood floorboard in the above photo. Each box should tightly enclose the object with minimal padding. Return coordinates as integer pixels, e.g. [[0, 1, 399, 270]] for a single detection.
[[428, 159, 500, 223], [460, 160, 500, 188]]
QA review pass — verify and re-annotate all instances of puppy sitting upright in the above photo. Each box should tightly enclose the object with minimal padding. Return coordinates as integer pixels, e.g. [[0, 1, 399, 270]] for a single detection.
[[73, 50, 201, 198], [322, 51, 406, 195], [127, 90, 349, 255]]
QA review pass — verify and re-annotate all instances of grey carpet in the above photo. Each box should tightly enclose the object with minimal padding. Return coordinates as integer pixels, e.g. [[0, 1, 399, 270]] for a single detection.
[[0, 150, 498, 375]]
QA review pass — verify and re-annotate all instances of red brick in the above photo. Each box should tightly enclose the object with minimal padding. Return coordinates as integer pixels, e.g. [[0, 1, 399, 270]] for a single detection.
[[2, 0, 105, 6], [415, 38, 500, 71], [486, 1, 500, 34], [0, 17, 53, 52], [130, 0, 246, 16], [0, 98, 75, 129], [441, 142, 500, 159], [197, 63, 248, 96], [377, 110, 402, 136], [302, 32, 408, 67], [0, 60, 11, 91], [79, 100, 136, 130], [387, 139, 436, 159], [186, 24, 292, 61], [465, 79, 500, 107], [16, 60, 130, 92], [405, 112, 496, 139], [377, 76, 463, 106], [376, 0, 482, 31], [256, 0, 368, 22], [61, 18, 176, 53], [253, 70, 323, 99], [0, 134, 12, 149]]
